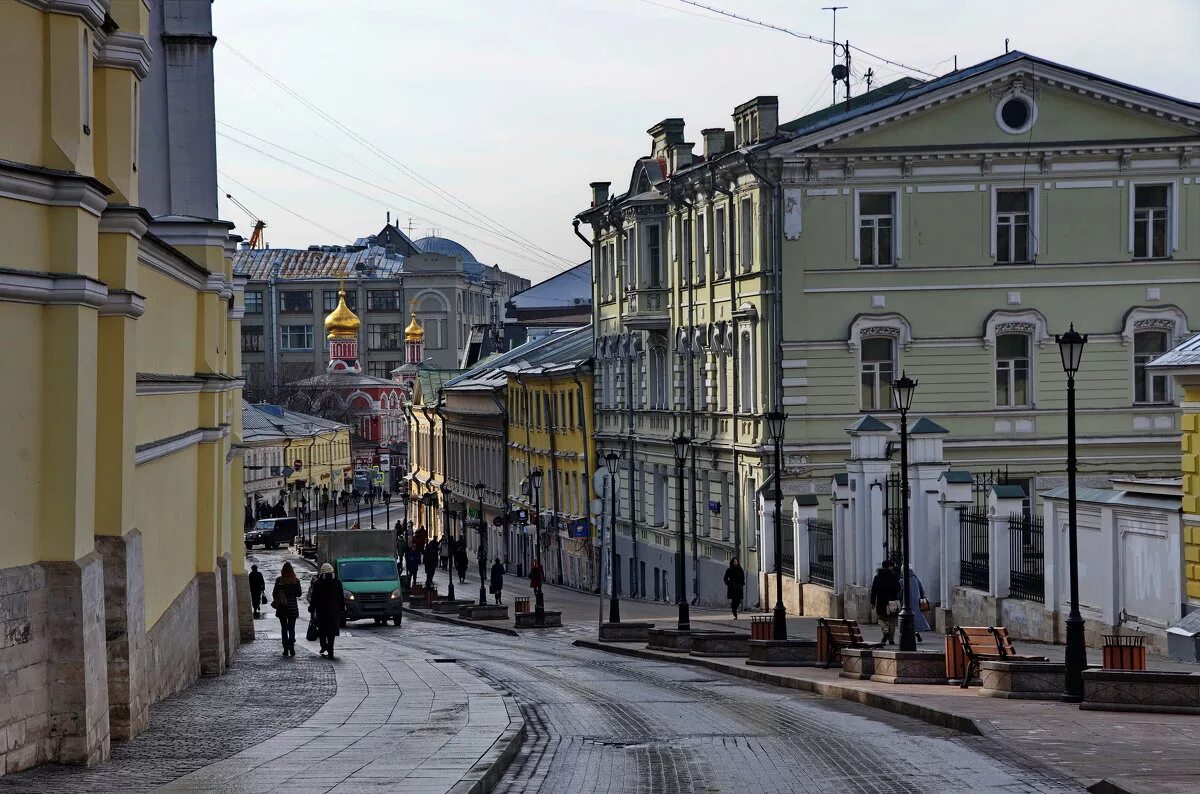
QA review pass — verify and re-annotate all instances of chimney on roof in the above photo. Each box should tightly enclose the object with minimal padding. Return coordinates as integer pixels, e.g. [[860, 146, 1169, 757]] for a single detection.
[[590, 181, 611, 207], [702, 128, 727, 159], [647, 118, 685, 160], [666, 142, 694, 174], [387, 210, 391, 225], [732, 96, 779, 147]]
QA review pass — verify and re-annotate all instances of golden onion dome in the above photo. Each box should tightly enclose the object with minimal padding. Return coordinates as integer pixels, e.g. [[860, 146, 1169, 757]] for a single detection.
[[404, 313, 425, 343], [324, 290, 361, 340]]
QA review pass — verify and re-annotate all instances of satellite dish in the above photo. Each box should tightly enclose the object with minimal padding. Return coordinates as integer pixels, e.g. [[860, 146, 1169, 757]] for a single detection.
[[831, 64, 850, 81]]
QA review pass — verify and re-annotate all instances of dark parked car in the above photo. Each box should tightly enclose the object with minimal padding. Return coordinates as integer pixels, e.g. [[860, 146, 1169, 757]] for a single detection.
[[245, 517, 298, 550]]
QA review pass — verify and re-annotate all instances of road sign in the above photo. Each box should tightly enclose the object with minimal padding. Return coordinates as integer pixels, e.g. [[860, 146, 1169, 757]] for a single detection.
[[293, 459, 303, 472], [593, 468, 619, 498], [708, 500, 721, 515], [570, 519, 589, 538]]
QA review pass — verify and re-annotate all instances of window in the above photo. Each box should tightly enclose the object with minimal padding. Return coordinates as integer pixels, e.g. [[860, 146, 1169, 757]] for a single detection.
[[620, 234, 630, 287], [738, 332, 755, 412], [858, 193, 895, 266], [995, 189, 1031, 263], [644, 225, 662, 287], [241, 325, 263, 352], [995, 334, 1031, 407], [367, 290, 402, 311], [714, 207, 727, 279], [279, 291, 313, 313], [681, 218, 692, 283], [367, 360, 401, 379], [1134, 331, 1170, 404], [1133, 185, 1169, 259], [739, 197, 753, 272], [323, 290, 357, 312], [367, 323, 404, 350], [280, 324, 314, 350], [244, 291, 263, 314], [696, 213, 707, 283], [717, 352, 729, 412], [859, 337, 895, 411], [653, 469, 667, 526], [649, 346, 669, 409], [997, 95, 1036, 134]]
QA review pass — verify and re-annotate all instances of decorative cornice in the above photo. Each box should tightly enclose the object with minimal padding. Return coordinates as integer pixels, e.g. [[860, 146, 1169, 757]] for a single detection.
[[135, 429, 204, 466], [0, 159, 110, 217], [0, 267, 108, 308], [148, 217, 237, 251], [98, 288, 146, 318], [228, 306, 246, 321], [138, 234, 209, 291], [99, 204, 153, 239], [94, 31, 152, 79], [16, 0, 106, 28]]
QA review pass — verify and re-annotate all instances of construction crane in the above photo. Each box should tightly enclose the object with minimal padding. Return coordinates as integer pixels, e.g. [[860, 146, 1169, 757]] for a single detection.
[[223, 190, 267, 249]]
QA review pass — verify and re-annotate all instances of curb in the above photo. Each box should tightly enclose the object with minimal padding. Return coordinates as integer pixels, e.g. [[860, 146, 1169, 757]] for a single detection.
[[403, 606, 520, 637], [450, 696, 527, 794], [573, 638, 983, 736]]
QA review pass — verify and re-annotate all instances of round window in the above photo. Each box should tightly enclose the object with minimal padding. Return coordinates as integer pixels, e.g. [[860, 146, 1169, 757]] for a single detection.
[[997, 95, 1036, 134]]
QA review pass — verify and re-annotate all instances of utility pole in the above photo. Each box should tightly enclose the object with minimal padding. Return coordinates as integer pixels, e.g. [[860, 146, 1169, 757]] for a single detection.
[[822, 6, 848, 106]]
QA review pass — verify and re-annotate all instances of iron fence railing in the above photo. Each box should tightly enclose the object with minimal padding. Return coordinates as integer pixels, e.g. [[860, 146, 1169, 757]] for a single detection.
[[1007, 511, 1045, 603], [807, 518, 834, 587], [958, 506, 990, 591]]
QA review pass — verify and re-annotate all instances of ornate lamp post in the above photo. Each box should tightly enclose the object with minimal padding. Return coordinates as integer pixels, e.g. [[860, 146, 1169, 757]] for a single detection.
[[529, 467, 545, 626], [672, 435, 692, 631], [766, 410, 788, 641], [605, 451, 621, 624], [321, 485, 329, 533], [1056, 324, 1088, 702], [475, 482, 488, 606], [400, 492, 411, 535], [889, 372, 918, 652], [364, 489, 376, 529], [442, 484, 455, 600], [351, 488, 362, 528], [382, 490, 391, 533]]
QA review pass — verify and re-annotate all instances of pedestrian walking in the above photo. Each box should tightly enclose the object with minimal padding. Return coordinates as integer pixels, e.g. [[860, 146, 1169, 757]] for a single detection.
[[413, 526, 428, 554], [489, 558, 505, 604], [529, 558, 544, 594], [439, 537, 449, 571], [249, 564, 266, 619], [869, 560, 901, 645], [723, 558, 745, 619], [454, 540, 469, 584], [308, 562, 345, 658], [423, 539, 439, 589], [903, 565, 932, 642], [272, 562, 302, 656], [405, 547, 421, 589]]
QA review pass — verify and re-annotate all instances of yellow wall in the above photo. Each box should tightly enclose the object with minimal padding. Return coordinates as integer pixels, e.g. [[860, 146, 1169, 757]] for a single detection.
[[1181, 387, 1200, 604], [137, 266, 199, 373], [0, 3, 46, 166], [136, 449, 200, 625], [0, 304, 45, 568]]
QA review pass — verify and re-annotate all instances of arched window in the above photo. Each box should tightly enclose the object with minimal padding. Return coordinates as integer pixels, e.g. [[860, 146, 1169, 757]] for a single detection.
[[738, 331, 755, 412], [859, 337, 895, 411], [1134, 330, 1170, 404], [995, 333, 1031, 407]]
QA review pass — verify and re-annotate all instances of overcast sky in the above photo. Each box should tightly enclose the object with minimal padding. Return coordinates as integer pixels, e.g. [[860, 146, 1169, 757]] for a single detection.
[[212, 0, 1200, 284]]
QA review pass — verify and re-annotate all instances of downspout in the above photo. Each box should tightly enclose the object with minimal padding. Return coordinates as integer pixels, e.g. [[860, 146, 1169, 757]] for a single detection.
[[488, 387, 510, 572], [672, 186, 701, 605], [420, 402, 436, 531], [572, 218, 593, 249], [544, 389, 563, 585], [710, 167, 738, 568], [434, 388, 449, 540], [607, 202, 639, 599], [571, 361, 597, 592]]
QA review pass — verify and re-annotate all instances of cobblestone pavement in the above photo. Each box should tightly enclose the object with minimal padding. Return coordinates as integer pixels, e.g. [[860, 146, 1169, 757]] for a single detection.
[[400, 623, 1080, 793], [0, 631, 336, 793]]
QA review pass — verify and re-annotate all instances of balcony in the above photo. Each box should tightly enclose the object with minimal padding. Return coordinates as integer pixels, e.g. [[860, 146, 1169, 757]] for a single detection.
[[622, 287, 669, 329]]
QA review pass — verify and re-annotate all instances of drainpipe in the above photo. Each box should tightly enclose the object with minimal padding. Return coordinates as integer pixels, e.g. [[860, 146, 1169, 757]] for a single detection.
[[672, 186, 702, 606], [571, 360, 597, 592], [544, 389, 564, 585], [489, 387, 511, 574], [420, 402, 437, 532], [710, 167, 739, 569], [434, 388, 450, 540], [572, 218, 593, 249], [516, 373, 534, 577]]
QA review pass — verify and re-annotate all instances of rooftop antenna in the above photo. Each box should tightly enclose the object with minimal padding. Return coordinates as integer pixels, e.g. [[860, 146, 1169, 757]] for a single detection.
[[864, 67, 875, 93], [832, 41, 851, 107], [407, 218, 415, 237], [1005, 38, 1010, 54], [822, 6, 848, 106]]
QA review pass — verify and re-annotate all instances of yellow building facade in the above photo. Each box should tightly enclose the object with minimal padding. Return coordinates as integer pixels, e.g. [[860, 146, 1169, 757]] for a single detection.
[[0, 0, 244, 776]]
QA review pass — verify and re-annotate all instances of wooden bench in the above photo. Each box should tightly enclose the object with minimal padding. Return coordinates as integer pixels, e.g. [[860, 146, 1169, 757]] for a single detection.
[[954, 625, 1047, 688], [817, 618, 882, 668]]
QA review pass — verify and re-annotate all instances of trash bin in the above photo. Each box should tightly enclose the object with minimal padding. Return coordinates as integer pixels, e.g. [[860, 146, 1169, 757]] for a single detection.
[[1102, 634, 1146, 671], [515, 596, 530, 614], [751, 615, 773, 640], [425, 586, 438, 607]]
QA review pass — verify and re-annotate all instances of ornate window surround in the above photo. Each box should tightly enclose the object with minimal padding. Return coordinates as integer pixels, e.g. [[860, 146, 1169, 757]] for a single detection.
[[1120, 305, 1188, 346], [982, 309, 1051, 350], [1126, 178, 1180, 256], [847, 313, 912, 352]]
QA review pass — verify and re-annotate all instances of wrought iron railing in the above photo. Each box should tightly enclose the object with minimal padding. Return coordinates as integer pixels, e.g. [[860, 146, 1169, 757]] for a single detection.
[[1007, 511, 1045, 603], [807, 518, 834, 587], [958, 506, 990, 591]]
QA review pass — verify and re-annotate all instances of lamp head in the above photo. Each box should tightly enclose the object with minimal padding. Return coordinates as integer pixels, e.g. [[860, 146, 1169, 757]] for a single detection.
[[604, 451, 620, 475], [1056, 323, 1088, 375], [890, 372, 918, 412], [766, 410, 787, 443], [672, 434, 692, 462]]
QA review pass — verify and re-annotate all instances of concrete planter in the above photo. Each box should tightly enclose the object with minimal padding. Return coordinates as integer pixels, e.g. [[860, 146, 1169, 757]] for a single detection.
[[599, 622, 655, 642], [431, 599, 477, 615], [647, 629, 693, 653], [690, 632, 750, 658], [746, 639, 819, 667], [870, 650, 948, 685], [515, 611, 562, 628], [458, 604, 509, 621], [1081, 670, 1200, 714], [978, 661, 1065, 700], [839, 647, 874, 679]]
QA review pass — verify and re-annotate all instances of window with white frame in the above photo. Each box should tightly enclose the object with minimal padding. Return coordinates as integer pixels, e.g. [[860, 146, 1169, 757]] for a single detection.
[[858, 193, 895, 267], [739, 197, 753, 272], [995, 189, 1032, 263], [1134, 330, 1170, 404], [280, 324, 314, 351], [995, 333, 1031, 407], [620, 233, 630, 287], [696, 212, 707, 283], [649, 346, 669, 409], [738, 331, 755, 412], [1133, 184, 1170, 259], [859, 337, 895, 411], [643, 224, 662, 287], [606, 242, 617, 299], [632, 352, 644, 408], [714, 207, 727, 279]]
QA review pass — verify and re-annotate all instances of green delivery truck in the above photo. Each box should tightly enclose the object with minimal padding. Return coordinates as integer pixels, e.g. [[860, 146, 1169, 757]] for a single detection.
[[315, 529, 403, 626]]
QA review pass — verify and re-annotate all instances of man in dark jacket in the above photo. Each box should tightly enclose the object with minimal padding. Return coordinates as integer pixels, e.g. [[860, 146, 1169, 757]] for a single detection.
[[869, 560, 901, 645], [723, 558, 745, 619], [249, 564, 266, 619], [309, 563, 345, 657], [453, 540, 469, 584], [423, 538, 439, 589], [489, 558, 505, 605]]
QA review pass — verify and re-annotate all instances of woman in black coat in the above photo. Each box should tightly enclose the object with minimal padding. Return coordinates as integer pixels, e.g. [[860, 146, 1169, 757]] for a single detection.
[[489, 558, 505, 605], [453, 540, 469, 584], [422, 539, 439, 589], [723, 558, 746, 619], [869, 560, 901, 645], [272, 562, 302, 657], [308, 562, 345, 658]]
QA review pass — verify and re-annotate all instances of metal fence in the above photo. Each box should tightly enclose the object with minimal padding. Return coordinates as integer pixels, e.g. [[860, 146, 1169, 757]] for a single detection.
[[883, 471, 905, 567], [807, 518, 834, 587], [1007, 511, 1045, 603], [781, 516, 795, 578], [958, 507, 990, 590]]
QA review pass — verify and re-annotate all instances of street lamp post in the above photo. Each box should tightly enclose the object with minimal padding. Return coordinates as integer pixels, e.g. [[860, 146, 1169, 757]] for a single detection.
[[364, 490, 376, 529], [401, 492, 410, 535], [352, 488, 362, 528], [475, 482, 488, 606], [766, 411, 788, 641], [672, 435, 691, 631], [442, 484, 455, 600], [890, 372, 918, 652], [321, 485, 329, 533], [605, 452, 621, 624], [1056, 324, 1089, 702], [530, 468, 545, 626], [383, 491, 391, 533]]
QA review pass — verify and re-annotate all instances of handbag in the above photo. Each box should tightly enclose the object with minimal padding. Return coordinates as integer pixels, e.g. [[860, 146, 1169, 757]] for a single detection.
[[919, 597, 930, 611], [306, 621, 319, 642], [886, 599, 901, 616], [261, 594, 268, 606]]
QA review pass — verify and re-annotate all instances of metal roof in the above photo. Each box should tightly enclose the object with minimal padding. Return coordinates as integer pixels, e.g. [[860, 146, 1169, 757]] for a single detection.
[[233, 245, 404, 281], [507, 261, 591, 310], [242, 400, 348, 443], [444, 325, 592, 390], [1040, 485, 1180, 510], [413, 236, 480, 264], [1148, 333, 1200, 371]]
